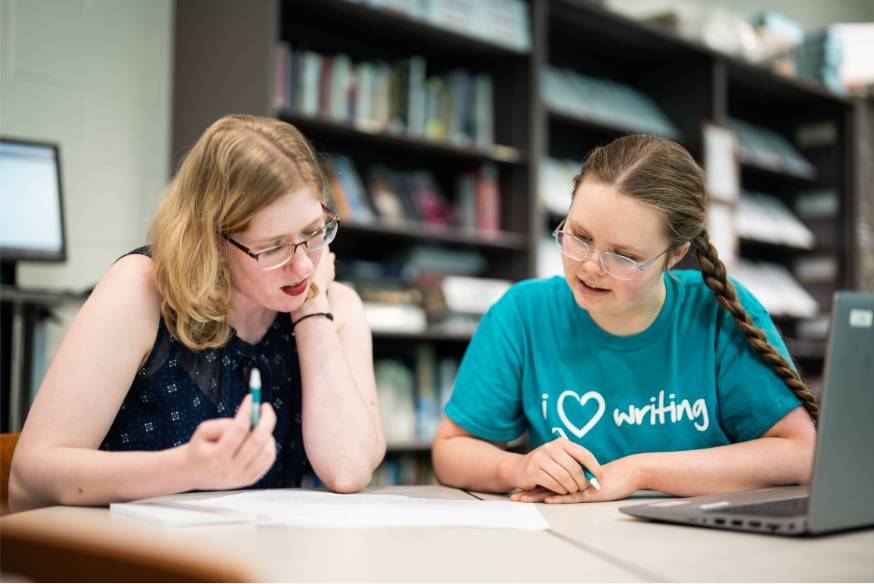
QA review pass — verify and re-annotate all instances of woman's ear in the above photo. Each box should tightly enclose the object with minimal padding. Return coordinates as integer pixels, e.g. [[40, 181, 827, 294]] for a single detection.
[[668, 241, 691, 269]]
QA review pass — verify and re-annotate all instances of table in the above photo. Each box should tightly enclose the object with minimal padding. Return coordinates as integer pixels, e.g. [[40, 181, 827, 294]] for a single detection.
[[0, 485, 641, 582]]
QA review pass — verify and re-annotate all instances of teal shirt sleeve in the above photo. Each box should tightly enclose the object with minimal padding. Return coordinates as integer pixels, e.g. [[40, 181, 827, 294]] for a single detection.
[[444, 292, 527, 442], [715, 278, 803, 442]]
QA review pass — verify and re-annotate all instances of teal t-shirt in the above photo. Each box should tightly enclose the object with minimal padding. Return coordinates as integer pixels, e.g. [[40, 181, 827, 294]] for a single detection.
[[445, 270, 801, 463]]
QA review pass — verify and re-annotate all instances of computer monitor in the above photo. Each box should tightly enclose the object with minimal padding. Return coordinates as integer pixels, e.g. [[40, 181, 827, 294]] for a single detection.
[[0, 137, 67, 272]]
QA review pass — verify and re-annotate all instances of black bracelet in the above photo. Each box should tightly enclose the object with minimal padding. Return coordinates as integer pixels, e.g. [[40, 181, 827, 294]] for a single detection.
[[291, 311, 334, 331]]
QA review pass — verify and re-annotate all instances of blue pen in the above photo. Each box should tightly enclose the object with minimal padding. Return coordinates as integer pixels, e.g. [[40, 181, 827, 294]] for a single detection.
[[249, 367, 261, 429]]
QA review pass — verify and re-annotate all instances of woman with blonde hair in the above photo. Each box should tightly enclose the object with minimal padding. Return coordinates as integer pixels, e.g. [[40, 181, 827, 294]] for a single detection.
[[10, 115, 385, 510], [433, 134, 817, 503]]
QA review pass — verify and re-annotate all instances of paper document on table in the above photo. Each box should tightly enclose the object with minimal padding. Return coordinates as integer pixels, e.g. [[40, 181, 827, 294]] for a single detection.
[[185, 490, 550, 530], [110, 501, 258, 526]]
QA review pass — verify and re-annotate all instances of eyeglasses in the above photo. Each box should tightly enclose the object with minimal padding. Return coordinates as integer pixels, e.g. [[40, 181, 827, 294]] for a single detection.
[[223, 204, 340, 271], [553, 219, 670, 281]]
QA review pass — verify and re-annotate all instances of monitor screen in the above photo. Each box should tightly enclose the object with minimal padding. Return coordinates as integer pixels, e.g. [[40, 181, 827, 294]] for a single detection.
[[0, 138, 66, 262]]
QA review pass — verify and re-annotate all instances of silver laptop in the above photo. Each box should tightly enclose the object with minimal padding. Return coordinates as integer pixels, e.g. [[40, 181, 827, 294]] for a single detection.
[[621, 291, 874, 536]]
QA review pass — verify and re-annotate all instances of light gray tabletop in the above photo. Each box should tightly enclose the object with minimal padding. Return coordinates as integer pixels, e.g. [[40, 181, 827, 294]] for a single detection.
[[473, 490, 874, 582]]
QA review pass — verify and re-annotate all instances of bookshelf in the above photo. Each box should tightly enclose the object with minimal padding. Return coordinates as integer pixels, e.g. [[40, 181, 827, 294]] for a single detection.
[[173, 0, 858, 483]]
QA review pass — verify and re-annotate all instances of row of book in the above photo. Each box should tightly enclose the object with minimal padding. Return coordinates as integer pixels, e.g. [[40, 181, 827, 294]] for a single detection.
[[324, 153, 502, 232], [736, 191, 816, 249], [354, 270, 512, 336], [375, 348, 459, 445], [542, 66, 682, 139], [729, 118, 816, 179], [342, 0, 531, 52], [274, 45, 494, 148]]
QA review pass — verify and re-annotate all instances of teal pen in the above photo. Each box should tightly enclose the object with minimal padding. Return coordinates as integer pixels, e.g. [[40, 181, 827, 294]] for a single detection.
[[249, 367, 261, 429], [584, 468, 602, 491]]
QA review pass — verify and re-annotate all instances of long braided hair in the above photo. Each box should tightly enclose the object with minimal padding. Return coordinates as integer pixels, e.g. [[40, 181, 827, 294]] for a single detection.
[[572, 134, 819, 421]]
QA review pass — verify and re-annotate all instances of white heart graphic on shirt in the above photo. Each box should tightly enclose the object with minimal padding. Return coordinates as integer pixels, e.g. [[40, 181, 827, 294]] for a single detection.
[[557, 390, 605, 439]]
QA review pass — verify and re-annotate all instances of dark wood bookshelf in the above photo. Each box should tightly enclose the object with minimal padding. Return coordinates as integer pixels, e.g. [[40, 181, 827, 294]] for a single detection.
[[277, 111, 526, 166], [340, 220, 528, 252], [547, 108, 651, 141], [740, 160, 818, 184], [738, 238, 816, 256], [725, 59, 852, 110], [372, 329, 472, 344], [786, 338, 828, 361], [386, 440, 434, 454]]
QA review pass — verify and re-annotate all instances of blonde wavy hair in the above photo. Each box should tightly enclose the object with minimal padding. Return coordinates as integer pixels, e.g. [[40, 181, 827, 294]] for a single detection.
[[149, 114, 328, 351]]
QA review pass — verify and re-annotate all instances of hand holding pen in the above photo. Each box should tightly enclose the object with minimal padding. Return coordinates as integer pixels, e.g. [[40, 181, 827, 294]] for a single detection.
[[180, 373, 277, 491], [506, 436, 603, 502]]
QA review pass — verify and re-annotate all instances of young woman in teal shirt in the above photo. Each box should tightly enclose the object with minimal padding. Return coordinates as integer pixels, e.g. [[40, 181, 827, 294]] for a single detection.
[[432, 134, 818, 504]]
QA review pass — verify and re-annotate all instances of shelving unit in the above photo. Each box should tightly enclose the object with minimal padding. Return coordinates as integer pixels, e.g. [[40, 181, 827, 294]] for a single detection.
[[173, 0, 858, 484]]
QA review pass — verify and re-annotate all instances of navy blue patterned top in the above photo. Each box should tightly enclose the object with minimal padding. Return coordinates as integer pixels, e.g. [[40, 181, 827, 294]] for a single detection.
[[99, 248, 309, 488]]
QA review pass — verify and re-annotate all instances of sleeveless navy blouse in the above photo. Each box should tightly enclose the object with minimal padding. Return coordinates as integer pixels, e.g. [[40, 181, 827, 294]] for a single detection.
[[99, 248, 309, 488]]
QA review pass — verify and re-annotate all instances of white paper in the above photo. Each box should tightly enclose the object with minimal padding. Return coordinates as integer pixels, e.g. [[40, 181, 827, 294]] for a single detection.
[[110, 501, 258, 526], [185, 490, 550, 530]]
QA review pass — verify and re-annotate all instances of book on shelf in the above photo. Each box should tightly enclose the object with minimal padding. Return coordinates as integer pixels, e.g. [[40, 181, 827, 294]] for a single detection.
[[326, 156, 503, 232], [399, 246, 487, 279], [363, 302, 428, 334], [736, 191, 815, 249], [374, 350, 460, 451], [542, 66, 681, 139], [407, 170, 455, 227], [475, 163, 501, 233], [376, 358, 416, 442], [415, 346, 439, 441], [729, 118, 816, 179], [440, 275, 512, 315], [324, 154, 375, 222], [794, 189, 839, 220], [274, 45, 496, 149], [421, 0, 531, 51], [273, 43, 290, 112], [793, 255, 838, 283], [732, 260, 819, 319], [417, 274, 511, 333], [318, 55, 335, 119], [366, 166, 409, 224], [352, 0, 532, 53]]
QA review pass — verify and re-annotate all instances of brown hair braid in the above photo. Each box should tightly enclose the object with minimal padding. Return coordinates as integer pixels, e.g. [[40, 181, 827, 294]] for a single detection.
[[574, 134, 818, 421]]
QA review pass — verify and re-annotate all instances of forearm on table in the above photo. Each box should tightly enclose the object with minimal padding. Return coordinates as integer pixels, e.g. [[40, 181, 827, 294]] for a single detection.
[[9, 445, 190, 511], [295, 318, 384, 491], [637, 436, 814, 497], [432, 435, 521, 493]]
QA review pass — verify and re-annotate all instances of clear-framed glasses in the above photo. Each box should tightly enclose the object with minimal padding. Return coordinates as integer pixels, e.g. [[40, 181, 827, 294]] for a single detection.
[[552, 219, 670, 281], [223, 203, 340, 271]]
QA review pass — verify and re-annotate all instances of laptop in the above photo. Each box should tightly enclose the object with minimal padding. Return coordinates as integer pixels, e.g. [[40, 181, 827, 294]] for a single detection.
[[621, 291, 874, 536]]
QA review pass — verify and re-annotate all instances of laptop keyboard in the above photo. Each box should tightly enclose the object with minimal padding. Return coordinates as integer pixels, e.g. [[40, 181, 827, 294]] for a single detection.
[[712, 496, 809, 517]]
